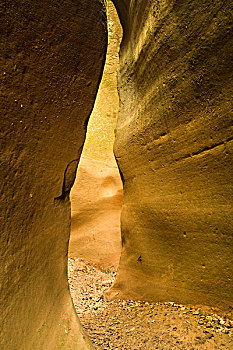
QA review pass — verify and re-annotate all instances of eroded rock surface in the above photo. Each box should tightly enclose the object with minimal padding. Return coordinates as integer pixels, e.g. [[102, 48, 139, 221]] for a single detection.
[[110, 0, 233, 311], [0, 0, 107, 348], [69, 1, 123, 270], [1, 0, 233, 347]]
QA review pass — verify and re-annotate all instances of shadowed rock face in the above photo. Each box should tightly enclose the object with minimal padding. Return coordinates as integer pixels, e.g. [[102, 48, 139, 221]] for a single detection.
[[110, 0, 233, 310], [0, 0, 107, 348]]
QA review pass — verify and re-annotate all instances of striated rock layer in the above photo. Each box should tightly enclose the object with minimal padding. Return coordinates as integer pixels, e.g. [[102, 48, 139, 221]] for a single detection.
[[110, 0, 233, 311], [69, 1, 123, 270], [0, 0, 107, 348]]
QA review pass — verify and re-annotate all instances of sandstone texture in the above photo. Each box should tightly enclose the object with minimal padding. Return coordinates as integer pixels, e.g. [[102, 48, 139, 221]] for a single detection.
[[1, 0, 233, 347], [69, 1, 123, 269], [110, 0, 233, 311], [70, 157, 122, 269], [0, 0, 107, 348]]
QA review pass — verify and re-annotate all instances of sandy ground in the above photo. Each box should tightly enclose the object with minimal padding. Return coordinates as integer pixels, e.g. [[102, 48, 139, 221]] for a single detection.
[[68, 257, 233, 349]]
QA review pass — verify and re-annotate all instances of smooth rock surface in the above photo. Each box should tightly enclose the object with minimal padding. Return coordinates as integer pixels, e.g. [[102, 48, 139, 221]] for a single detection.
[[0, 0, 107, 348], [1, 0, 233, 348], [110, 0, 233, 311], [70, 157, 123, 269]]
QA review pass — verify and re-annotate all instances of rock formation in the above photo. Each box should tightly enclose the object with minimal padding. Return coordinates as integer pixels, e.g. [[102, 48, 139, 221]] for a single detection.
[[0, 0, 107, 348], [69, 1, 123, 270], [1, 0, 233, 348], [109, 0, 233, 311]]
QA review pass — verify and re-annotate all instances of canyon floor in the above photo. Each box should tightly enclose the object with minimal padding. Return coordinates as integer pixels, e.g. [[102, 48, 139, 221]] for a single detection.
[[68, 257, 233, 350]]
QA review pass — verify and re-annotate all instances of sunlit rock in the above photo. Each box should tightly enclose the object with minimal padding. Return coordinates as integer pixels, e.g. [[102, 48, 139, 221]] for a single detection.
[[110, 0, 233, 311], [70, 1, 123, 270]]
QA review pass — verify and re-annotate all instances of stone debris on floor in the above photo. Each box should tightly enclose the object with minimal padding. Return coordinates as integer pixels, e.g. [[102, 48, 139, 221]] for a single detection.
[[68, 257, 233, 349]]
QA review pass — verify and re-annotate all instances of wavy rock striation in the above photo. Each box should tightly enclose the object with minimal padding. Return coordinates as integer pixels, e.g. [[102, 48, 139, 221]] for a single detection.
[[110, 0, 233, 311], [1, 0, 233, 348]]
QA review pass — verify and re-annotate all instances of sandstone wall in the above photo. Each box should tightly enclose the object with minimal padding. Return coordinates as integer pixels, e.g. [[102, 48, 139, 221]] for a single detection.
[[69, 1, 123, 269], [1, 1, 233, 348], [0, 1, 107, 348], [110, 0, 233, 311]]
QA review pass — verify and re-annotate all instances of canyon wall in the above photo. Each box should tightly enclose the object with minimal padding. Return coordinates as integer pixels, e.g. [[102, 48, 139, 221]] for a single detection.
[[0, 0, 107, 348], [110, 0, 233, 311], [69, 1, 123, 269], [1, 0, 233, 348]]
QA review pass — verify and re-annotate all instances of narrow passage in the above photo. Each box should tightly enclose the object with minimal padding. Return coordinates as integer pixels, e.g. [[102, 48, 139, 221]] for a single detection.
[[68, 1, 233, 349]]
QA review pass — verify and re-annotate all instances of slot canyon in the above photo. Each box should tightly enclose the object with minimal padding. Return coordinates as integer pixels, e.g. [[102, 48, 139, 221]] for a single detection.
[[69, 0, 123, 270], [1, 0, 233, 349]]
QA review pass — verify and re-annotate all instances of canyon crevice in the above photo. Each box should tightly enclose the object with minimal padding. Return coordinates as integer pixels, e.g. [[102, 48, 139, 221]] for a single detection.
[[69, 1, 123, 270], [1, 0, 233, 349]]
